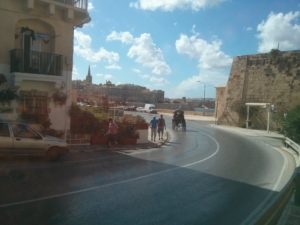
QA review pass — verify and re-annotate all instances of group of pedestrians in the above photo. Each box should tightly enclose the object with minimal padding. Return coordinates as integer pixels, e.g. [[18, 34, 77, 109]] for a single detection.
[[149, 114, 166, 142]]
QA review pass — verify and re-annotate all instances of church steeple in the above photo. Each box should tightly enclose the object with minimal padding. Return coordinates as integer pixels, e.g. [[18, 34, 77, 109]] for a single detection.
[[85, 65, 92, 84]]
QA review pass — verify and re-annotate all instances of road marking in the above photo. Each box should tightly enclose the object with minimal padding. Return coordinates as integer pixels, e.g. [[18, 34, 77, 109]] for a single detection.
[[0, 131, 220, 208], [182, 131, 220, 168], [241, 145, 290, 225], [273, 147, 288, 191], [0, 167, 176, 208]]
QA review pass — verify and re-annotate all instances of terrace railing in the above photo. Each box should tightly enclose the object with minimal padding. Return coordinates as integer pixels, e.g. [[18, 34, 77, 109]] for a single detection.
[[52, 0, 88, 10], [10, 49, 63, 76]]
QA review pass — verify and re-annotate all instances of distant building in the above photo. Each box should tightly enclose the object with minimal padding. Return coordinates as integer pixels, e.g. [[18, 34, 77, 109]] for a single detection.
[[72, 67, 165, 104], [0, 0, 90, 133], [85, 65, 92, 85]]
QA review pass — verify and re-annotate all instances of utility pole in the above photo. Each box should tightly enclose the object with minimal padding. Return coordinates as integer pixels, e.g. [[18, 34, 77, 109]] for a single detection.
[[197, 81, 206, 116]]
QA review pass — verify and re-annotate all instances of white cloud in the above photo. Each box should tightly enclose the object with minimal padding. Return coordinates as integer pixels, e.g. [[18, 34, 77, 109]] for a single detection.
[[83, 22, 94, 28], [176, 34, 232, 69], [191, 24, 197, 34], [96, 73, 113, 80], [173, 69, 228, 98], [106, 64, 122, 70], [106, 31, 134, 44], [128, 33, 171, 75], [132, 68, 141, 74], [172, 31, 231, 97], [107, 31, 171, 75], [72, 65, 80, 80], [129, 0, 224, 11], [246, 27, 253, 31], [88, 2, 94, 11], [140, 74, 168, 85], [257, 11, 300, 52], [74, 30, 120, 66]]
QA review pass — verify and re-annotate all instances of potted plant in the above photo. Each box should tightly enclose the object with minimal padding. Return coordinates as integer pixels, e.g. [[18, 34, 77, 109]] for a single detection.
[[119, 114, 149, 144], [52, 90, 67, 105], [118, 124, 139, 145]]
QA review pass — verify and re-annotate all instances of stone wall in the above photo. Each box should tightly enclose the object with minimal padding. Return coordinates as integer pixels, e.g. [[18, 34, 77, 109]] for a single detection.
[[216, 50, 300, 128]]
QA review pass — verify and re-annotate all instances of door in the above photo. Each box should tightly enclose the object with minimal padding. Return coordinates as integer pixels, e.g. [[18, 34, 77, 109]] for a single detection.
[[0, 123, 13, 153], [11, 124, 46, 155], [23, 31, 32, 72]]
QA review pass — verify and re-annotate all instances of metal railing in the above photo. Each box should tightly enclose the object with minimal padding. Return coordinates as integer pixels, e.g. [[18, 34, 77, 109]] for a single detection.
[[53, 0, 88, 10], [285, 137, 300, 156], [10, 49, 63, 76]]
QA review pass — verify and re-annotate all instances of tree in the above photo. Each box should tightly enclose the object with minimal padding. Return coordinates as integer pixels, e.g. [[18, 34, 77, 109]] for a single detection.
[[282, 105, 300, 143]]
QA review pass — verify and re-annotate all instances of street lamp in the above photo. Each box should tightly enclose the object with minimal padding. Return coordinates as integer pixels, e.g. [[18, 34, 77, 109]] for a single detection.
[[197, 81, 206, 116]]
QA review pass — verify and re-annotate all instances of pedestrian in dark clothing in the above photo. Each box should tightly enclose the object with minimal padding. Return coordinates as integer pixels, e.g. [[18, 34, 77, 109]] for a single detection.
[[157, 114, 166, 140], [149, 116, 157, 141]]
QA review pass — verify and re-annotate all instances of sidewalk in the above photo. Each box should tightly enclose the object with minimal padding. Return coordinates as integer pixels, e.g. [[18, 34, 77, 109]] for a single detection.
[[211, 124, 285, 139], [69, 130, 169, 153]]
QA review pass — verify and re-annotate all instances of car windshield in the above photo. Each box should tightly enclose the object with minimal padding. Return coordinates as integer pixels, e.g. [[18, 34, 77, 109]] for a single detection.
[[12, 124, 41, 139], [0, 1, 299, 225]]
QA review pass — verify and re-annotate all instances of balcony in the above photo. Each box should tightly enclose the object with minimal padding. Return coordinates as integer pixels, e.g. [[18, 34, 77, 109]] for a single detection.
[[47, 0, 88, 10], [10, 49, 63, 76], [59, 0, 88, 10]]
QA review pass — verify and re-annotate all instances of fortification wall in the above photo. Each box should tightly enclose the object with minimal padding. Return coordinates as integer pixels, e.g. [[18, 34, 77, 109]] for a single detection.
[[217, 50, 300, 128]]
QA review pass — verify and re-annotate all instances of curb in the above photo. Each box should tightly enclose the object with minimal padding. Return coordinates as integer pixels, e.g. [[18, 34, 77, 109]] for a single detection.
[[69, 131, 170, 153]]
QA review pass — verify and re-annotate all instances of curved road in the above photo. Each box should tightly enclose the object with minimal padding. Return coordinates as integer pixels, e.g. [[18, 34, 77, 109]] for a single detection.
[[0, 116, 295, 225]]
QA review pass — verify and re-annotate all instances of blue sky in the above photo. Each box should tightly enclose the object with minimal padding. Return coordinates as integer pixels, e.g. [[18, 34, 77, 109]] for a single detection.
[[72, 0, 300, 98]]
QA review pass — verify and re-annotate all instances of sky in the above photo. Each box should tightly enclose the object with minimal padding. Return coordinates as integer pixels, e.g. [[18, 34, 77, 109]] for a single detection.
[[72, 0, 300, 98]]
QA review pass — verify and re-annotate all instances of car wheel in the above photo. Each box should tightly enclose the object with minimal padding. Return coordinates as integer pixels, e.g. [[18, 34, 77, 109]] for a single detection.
[[46, 147, 60, 161]]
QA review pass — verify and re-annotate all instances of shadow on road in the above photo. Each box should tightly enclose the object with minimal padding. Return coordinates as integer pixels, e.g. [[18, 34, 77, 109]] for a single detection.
[[0, 149, 281, 225]]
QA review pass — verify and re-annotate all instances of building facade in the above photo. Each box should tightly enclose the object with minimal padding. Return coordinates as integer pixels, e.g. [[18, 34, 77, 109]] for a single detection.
[[0, 0, 90, 133]]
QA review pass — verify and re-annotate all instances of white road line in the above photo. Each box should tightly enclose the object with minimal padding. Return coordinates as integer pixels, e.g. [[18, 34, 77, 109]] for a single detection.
[[273, 147, 288, 191], [0, 131, 220, 208], [241, 145, 290, 225], [0, 167, 176, 208], [182, 131, 220, 168]]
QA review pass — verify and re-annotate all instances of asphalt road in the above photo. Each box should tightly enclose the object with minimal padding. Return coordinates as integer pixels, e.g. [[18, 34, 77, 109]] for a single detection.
[[0, 115, 295, 225]]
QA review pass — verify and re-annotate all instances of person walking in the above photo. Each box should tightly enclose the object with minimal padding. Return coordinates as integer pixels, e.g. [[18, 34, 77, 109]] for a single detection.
[[157, 114, 166, 140], [107, 118, 118, 147], [149, 116, 158, 142]]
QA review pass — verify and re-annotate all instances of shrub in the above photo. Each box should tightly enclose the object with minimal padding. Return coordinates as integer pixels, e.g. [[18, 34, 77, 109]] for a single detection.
[[282, 105, 300, 143], [70, 104, 104, 134], [0, 88, 18, 105], [121, 114, 148, 129]]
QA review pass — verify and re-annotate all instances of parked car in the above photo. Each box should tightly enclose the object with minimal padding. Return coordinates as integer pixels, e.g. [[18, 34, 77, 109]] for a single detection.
[[136, 107, 145, 112], [0, 122, 69, 160], [149, 109, 157, 114], [123, 106, 137, 111]]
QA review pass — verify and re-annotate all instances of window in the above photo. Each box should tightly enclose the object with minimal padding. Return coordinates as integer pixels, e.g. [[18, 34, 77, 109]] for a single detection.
[[20, 91, 48, 115], [12, 124, 41, 139], [0, 123, 10, 137]]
